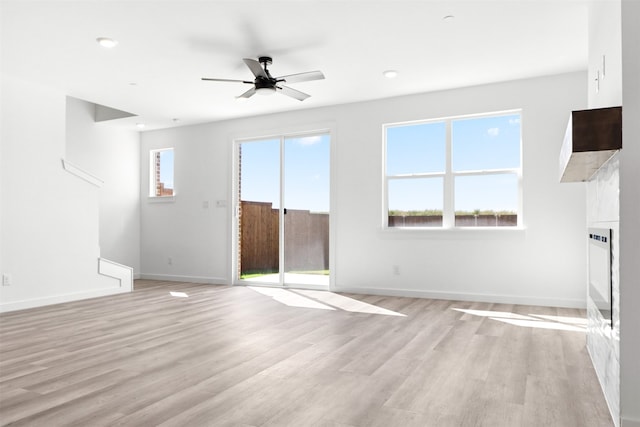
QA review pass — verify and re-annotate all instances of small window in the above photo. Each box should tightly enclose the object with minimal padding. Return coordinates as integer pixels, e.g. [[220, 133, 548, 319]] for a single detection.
[[384, 111, 521, 228], [150, 148, 174, 197]]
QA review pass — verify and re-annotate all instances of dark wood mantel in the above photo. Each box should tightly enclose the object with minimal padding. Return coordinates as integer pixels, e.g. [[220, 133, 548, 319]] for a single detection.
[[559, 106, 622, 182]]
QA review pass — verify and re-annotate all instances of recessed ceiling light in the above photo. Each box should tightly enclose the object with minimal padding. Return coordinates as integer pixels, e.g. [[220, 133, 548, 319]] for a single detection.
[[443, 15, 455, 21], [383, 70, 398, 79], [136, 123, 145, 129], [96, 37, 118, 48]]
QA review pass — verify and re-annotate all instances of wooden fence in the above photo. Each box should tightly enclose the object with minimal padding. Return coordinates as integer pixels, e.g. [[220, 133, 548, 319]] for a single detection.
[[240, 201, 329, 275], [239, 201, 279, 274], [388, 214, 517, 227]]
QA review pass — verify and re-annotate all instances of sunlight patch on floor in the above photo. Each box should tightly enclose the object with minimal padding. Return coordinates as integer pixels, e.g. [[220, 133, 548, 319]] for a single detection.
[[296, 289, 406, 317], [531, 314, 588, 326], [452, 308, 586, 332], [248, 287, 406, 316], [248, 287, 335, 311], [452, 308, 532, 320], [169, 291, 189, 298]]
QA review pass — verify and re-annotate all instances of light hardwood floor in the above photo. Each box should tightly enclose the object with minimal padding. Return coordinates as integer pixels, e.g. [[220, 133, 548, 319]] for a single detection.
[[0, 280, 613, 426]]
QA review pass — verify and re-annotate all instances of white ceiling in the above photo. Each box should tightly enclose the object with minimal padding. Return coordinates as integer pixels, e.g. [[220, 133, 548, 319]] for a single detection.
[[1, 0, 589, 131]]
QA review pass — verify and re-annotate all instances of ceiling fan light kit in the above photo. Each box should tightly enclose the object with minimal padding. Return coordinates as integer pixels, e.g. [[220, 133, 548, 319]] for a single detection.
[[202, 56, 324, 101]]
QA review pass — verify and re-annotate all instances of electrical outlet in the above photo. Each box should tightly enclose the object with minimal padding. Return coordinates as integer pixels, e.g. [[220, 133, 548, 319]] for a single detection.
[[2, 274, 12, 286], [392, 265, 400, 275], [167, 257, 173, 265]]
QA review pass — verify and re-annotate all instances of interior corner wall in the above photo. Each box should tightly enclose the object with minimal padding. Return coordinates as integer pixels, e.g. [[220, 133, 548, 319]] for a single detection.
[[140, 71, 588, 307], [65, 97, 141, 274], [0, 74, 118, 312], [619, 1, 640, 425]]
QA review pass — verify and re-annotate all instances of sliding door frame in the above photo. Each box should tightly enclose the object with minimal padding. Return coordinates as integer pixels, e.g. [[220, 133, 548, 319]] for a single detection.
[[230, 124, 336, 291]]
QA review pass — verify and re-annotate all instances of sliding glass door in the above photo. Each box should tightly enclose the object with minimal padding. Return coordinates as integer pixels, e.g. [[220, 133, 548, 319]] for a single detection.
[[237, 138, 281, 285], [237, 133, 330, 289], [283, 134, 330, 287]]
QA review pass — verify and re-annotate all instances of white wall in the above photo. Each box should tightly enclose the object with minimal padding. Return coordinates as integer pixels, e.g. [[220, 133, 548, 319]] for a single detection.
[[65, 97, 140, 273], [0, 75, 121, 311], [141, 72, 588, 307], [588, 0, 623, 108], [139, 123, 231, 284]]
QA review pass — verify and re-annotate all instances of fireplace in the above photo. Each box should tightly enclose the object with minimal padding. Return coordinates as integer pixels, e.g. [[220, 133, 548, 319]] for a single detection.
[[588, 228, 613, 327]]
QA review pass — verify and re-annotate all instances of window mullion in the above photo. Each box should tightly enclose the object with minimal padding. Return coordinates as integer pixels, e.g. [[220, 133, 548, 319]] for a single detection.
[[443, 120, 454, 228], [388, 172, 446, 179], [454, 168, 520, 176]]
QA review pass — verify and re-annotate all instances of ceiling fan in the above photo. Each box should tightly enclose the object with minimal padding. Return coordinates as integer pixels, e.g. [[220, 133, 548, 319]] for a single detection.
[[202, 56, 324, 101]]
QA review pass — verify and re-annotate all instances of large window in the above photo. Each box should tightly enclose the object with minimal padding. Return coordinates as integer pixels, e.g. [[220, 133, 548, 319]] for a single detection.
[[150, 148, 174, 197], [384, 111, 521, 228]]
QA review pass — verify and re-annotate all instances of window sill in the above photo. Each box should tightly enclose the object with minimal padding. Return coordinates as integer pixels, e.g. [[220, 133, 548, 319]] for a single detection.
[[148, 196, 175, 203], [378, 226, 526, 240]]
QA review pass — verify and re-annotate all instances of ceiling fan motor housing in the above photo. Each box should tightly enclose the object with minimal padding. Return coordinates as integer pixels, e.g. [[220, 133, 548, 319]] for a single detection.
[[255, 76, 277, 90], [256, 57, 277, 90]]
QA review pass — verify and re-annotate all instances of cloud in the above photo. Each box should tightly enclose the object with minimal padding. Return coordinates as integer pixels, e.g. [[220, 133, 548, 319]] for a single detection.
[[295, 135, 322, 146], [487, 127, 500, 137], [509, 117, 521, 125]]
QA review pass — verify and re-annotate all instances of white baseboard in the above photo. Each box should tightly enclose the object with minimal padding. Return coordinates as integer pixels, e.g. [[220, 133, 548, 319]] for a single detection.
[[332, 285, 586, 308], [0, 286, 130, 313], [138, 273, 228, 285], [134, 273, 142, 280]]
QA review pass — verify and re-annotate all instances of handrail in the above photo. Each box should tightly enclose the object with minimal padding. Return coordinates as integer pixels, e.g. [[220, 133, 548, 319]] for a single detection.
[[61, 159, 104, 187]]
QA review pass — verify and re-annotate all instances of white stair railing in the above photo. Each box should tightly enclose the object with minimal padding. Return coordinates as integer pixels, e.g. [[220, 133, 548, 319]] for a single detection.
[[61, 158, 104, 187]]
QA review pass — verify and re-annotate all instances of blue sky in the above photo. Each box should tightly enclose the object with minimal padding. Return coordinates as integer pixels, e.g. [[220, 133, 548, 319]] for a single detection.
[[240, 134, 330, 213], [159, 149, 174, 189], [239, 113, 520, 215], [387, 113, 521, 212]]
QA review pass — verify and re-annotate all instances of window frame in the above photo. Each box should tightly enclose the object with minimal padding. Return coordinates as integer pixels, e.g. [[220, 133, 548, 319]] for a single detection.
[[383, 110, 523, 230], [149, 147, 175, 199]]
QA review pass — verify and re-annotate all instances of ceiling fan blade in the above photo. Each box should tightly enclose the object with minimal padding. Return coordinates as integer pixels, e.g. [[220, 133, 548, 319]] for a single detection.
[[277, 85, 310, 101], [237, 87, 257, 99], [202, 78, 253, 84], [275, 70, 325, 84], [243, 58, 267, 78]]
